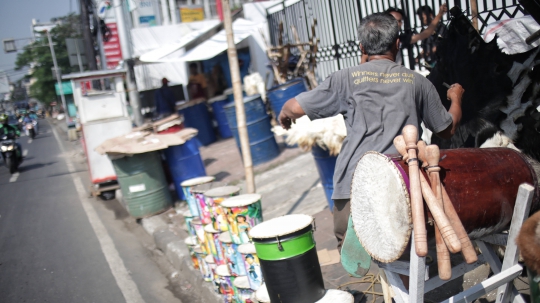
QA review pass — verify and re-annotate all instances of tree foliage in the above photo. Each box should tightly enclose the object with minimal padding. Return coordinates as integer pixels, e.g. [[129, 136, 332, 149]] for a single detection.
[[15, 13, 81, 105]]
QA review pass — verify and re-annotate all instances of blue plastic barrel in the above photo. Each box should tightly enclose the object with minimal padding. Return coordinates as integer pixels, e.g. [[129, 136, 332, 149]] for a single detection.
[[311, 144, 337, 211], [223, 95, 280, 166], [178, 101, 217, 146], [163, 137, 207, 201], [209, 95, 233, 139], [267, 78, 307, 122], [224, 87, 246, 103]]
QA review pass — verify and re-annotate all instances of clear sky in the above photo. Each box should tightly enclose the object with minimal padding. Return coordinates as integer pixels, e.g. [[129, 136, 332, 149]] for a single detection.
[[0, 0, 77, 81]]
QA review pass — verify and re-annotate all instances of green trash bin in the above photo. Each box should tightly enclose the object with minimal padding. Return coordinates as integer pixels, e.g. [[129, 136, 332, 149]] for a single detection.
[[112, 151, 172, 218]]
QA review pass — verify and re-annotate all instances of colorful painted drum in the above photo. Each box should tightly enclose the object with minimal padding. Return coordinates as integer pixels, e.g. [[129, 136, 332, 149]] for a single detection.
[[237, 243, 263, 290], [214, 265, 238, 303], [315, 289, 354, 303], [204, 186, 241, 231], [233, 276, 254, 303], [192, 181, 227, 225], [194, 246, 213, 282], [182, 209, 197, 238], [205, 254, 217, 278], [255, 283, 271, 303], [249, 214, 325, 303], [219, 232, 247, 276], [180, 176, 215, 217], [204, 224, 227, 265], [190, 218, 207, 253], [184, 236, 199, 269], [221, 194, 263, 244]]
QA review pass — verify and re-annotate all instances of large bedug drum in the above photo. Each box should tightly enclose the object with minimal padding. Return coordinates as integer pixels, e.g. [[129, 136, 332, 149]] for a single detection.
[[249, 214, 326, 303], [350, 148, 540, 263]]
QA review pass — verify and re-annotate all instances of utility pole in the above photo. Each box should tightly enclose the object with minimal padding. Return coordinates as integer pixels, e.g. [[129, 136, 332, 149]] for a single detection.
[[80, 0, 98, 71], [46, 30, 69, 126], [113, 0, 144, 126], [222, 0, 255, 193]]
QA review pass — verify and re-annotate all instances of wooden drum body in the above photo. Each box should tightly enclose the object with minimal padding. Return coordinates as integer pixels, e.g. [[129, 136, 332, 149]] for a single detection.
[[351, 148, 539, 262]]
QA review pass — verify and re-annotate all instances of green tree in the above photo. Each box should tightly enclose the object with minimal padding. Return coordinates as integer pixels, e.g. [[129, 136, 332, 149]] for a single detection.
[[15, 13, 81, 105]]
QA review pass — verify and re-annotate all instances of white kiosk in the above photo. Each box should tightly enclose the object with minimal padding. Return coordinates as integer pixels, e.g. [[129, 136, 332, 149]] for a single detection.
[[62, 70, 133, 196]]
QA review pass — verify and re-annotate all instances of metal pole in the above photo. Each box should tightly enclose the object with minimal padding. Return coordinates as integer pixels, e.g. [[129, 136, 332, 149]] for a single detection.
[[160, 0, 171, 25], [92, 4, 108, 70], [113, 0, 144, 126], [168, 0, 178, 24], [80, 0, 98, 71], [222, 0, 256, 193], [75, 40, 84, 72], [46, 30, 69, 126]]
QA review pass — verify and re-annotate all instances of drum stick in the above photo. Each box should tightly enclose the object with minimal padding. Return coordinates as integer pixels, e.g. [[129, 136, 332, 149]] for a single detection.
[[425, 145, 452, 280], [418, 144, 478, 264], [397, 127, 428, 257], [396, 133, 461, 253]]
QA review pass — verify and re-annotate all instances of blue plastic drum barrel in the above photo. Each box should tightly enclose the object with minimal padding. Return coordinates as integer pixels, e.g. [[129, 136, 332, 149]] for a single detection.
[[208, 95, 233, 139], [178, 100, 217, 146], [311, 144, 337, 210], [266, 79, 307, 123], [223, 95, 280, 166], [164, 137, 207, 201]]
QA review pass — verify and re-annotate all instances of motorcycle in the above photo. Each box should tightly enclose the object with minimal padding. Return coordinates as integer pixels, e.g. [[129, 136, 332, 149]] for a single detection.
[[1, 134, 20, 174], [25, 121, 37, 139]]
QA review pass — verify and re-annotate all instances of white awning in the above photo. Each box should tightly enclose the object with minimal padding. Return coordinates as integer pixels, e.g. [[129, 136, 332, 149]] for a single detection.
[[131, 19, 220, 58], [143, 18, 259, 63]]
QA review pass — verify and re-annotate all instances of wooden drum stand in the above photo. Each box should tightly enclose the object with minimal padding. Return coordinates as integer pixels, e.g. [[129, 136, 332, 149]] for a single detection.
[[378, 183, 535, 303]]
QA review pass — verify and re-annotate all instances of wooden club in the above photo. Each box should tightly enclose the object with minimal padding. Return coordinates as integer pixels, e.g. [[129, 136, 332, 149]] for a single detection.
[[396, 127, 428, 257], [419, 144, 478, 264]]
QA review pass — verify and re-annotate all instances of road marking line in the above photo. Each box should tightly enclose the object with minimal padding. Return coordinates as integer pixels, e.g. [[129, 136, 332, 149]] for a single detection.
[[9, 172, 19, 183], [23, 150, 28, 157], [50, 120, 145, 303], [28, 139, 32, 144]]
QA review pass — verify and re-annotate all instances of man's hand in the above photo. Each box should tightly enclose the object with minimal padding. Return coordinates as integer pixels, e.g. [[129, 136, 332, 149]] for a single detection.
[[438, 3, 448, 16], [447, 83, 464, 102], [278, 98, 306, 130]]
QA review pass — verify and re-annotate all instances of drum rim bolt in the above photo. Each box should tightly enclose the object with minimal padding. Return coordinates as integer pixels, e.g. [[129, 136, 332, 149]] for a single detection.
[[276, 236, 283, 251]]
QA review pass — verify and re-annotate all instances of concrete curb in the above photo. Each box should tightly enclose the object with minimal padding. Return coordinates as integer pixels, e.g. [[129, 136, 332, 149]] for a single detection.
[[141, 214, 222, 303]]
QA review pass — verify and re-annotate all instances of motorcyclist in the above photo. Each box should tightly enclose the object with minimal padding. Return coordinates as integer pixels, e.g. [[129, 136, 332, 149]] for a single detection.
[[0, 114, 22, 163], [22, 112, 37, 137], [29, 111, 39, 134]]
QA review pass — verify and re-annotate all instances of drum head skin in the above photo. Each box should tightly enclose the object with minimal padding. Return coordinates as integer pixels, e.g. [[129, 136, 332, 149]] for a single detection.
[[205, 186, 241, 198], [351, 151, 412, 263], [315, 289, 354, 303], [249, 214, 313, 239], [180, 176, 215, 187], [233, 276, 251, 289], [221, 194, 262, 207]]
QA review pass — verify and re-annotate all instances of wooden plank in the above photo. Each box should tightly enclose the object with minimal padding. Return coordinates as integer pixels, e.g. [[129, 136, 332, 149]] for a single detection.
[[384, 270, 409, 303], [409, 234, 426, 303], [424, 254, 486, 293], [495, 184, 534, 303], [379, 269, 394, 303], [476, 240, 502, 273], [440, 265, 523, 303], [377, 260, 430, 281]]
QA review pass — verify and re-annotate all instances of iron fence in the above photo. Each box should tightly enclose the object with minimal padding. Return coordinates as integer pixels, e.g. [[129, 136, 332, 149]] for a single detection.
[[266, 0, 526, 81]]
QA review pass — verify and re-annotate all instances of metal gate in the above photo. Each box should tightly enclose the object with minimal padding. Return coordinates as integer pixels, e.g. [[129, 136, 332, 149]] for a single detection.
[[266, 0, 526, 80]]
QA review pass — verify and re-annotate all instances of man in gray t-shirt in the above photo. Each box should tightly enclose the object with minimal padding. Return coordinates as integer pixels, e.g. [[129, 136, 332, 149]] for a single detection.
[[279, 12, 465, 250]]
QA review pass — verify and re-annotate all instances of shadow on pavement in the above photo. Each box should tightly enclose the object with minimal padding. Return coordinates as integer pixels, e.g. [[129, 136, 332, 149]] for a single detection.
[[19, 161, 57, 172]]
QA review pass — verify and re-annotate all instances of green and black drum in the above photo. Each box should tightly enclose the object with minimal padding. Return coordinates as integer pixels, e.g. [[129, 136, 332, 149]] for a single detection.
[[249, 214, 325, 303]]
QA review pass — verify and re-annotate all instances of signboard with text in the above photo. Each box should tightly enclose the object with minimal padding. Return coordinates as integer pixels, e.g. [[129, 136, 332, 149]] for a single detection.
[[104, 23, 123, 69], [137, 0, 157, 27], [180, 5, 204, 23]]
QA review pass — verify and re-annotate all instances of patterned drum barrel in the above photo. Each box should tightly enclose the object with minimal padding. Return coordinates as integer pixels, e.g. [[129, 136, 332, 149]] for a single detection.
[[181, 209, 197, 238], [214, 265, 238, 303], [190, 218, 207, 253], [237, 243, 263, 290], [219, 232, 247, 276], [184, 236, 199, 269], [221, 194, 263, 244], [192, 181, 227, 225], [204, 186, 241, 231], [194, 246, 213, 282], [233, 276, 254, 303], [181, 176, 215, 217], [204, 225, 227, 265]]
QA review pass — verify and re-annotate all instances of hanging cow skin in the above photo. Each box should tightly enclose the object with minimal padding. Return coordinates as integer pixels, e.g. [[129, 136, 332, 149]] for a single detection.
[[428, 7, 540, 161]]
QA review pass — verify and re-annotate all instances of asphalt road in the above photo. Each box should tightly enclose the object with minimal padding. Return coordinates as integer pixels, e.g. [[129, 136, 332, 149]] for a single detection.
[[0, 119, 183, 303]]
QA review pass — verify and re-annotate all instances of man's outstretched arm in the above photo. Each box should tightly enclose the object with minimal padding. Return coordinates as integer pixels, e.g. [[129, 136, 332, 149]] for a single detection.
[[278, 98, 306, 130]]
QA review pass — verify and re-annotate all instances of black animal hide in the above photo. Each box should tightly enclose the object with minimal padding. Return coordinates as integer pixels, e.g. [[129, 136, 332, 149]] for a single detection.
[[428, 7, 540, 161]]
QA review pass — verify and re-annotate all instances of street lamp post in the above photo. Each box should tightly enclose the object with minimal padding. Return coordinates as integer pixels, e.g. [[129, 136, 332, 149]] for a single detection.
[[46, 30, 69, 126]]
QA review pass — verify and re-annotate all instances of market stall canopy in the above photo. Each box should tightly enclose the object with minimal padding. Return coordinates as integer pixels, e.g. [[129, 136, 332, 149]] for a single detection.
[[131, 19, 220, 58], [141, 18, 259, 63]]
